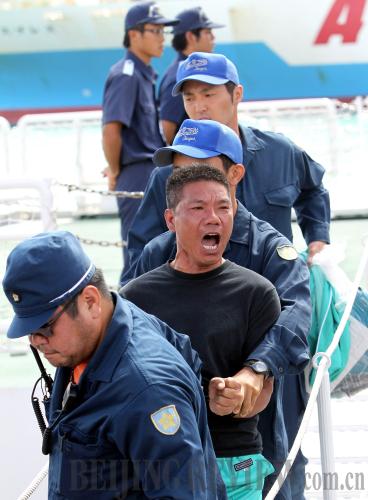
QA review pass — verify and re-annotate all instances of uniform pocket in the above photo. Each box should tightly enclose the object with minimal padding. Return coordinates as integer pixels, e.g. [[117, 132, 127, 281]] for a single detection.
[[140, 104, 155, 114], [52, 426, 122, 499], [264, 184, 300, 208]]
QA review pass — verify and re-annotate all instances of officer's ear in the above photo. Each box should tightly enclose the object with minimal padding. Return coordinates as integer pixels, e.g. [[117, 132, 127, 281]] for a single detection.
[[233, 85, 243, 106], [78, 285, 102, 319], [185, 31, 197, 49], [227, 163, 245, 186], [164, 208, 176, 233]]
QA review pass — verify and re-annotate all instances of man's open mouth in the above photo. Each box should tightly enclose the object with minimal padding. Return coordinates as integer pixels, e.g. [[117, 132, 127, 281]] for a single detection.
[[201, 233, 220, 251]]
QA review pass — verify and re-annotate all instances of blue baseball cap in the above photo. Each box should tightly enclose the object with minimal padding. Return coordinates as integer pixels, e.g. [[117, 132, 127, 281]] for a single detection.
[[125, 1, 178, 30], [153, 119, 242, 167], [172, 52, 239, 96], [173, 7, 224, 35], [2, 231, 96, 339]]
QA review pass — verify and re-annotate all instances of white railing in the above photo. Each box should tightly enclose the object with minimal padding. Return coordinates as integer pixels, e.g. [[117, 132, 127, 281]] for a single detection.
[[0, 116, 11, 174], [14, 110, 116, 215], [0, 177, 56, 240], [266, 237, 368, 499], [17, 110, 103, 183], [238, 97, 340, 171], [3, 97, 368, 217]]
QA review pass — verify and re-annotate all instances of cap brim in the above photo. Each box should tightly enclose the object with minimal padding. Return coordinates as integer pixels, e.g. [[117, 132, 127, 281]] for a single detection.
[[206, 22, 225, 29], [6, 306, 57, 339], [172, 75, 229, 96], [151, 17, 179, 26], [153, 145, 219, 167], [174, 21, 225, 35]]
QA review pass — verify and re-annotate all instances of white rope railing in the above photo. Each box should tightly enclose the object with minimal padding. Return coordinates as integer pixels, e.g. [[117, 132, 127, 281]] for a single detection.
[[16, 462, 48, 500], [265, 237, 368, 499]]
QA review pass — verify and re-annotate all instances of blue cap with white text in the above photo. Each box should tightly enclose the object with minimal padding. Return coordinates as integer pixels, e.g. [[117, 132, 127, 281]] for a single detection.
[[172, 52, 239, 96], [173, 7, 224, 35], [153, 119, 243, 167], [125, 1, 178, 30], [2, 231, 96, 339]]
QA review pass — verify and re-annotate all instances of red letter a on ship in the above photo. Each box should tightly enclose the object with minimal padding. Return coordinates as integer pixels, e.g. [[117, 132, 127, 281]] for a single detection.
[[315, 0, 366, 44]]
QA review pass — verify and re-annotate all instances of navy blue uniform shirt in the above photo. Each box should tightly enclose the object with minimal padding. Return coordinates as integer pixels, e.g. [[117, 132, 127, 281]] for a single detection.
[[159, 52, 188, 127], [46, 293, 226, 499], [102, 50, 164, 166], [122, 123, 330, 279]]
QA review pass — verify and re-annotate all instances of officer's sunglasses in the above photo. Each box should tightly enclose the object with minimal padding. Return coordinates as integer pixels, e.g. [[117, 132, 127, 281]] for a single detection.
[[142, 27, 170, 36], [30, 296, 76, 338]]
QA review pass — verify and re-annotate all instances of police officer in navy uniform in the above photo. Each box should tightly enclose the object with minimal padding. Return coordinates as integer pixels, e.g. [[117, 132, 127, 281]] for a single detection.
[[121, 119, 312, 499], [2, 231, 226, 499], [102, 1, 178, 279], [159, 7, 224, 144]]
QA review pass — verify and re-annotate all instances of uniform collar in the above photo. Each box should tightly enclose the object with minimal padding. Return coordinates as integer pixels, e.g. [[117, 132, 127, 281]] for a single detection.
[[227, 201, 251, 245], [239, 124, 265, 166], [84, 293, 133, 383], [177, 52, 187, 62], [126, 50, 157, 82], [239, 124, 264, 151]]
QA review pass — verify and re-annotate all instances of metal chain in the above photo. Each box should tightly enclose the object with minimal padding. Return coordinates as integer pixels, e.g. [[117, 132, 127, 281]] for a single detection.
[[76, 236, 126, 248], [56, 182, 144, 199]]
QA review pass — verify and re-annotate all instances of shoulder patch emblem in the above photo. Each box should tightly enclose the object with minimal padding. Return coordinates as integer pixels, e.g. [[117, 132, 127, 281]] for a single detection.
[[150, 405, 180, 435], [122, 59, 134, 76], [276, 245, 298, 261]]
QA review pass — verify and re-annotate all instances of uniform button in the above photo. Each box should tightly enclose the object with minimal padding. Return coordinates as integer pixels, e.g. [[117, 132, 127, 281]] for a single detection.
[[278, 367, 284, 373]]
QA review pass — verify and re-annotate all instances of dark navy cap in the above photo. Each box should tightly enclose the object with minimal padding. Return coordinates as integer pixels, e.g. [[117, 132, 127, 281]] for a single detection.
[[153, 119, 242, 167], [2, 231, 96, 339], [173, 7, 225, 35], [172, 52, 239, 96], [125, 1, 179, 30]]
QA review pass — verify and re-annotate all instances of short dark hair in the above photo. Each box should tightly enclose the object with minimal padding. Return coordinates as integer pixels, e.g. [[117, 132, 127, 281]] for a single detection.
[[218, 154, 235, 172], [166, 164, 230, 210], [172, 28, 202, 52], [225, 81, 237, 99], [172, 154, 234, 172], [123, 24, 145, 48], [66, 268, 111, 318]]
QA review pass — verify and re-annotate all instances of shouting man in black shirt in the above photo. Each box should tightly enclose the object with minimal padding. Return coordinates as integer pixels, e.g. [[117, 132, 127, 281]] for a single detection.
[[121, 164, 281, 499]]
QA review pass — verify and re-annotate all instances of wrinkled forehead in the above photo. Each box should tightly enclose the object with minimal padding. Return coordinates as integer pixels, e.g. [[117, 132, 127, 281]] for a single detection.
[[180, 180, 231, 201]]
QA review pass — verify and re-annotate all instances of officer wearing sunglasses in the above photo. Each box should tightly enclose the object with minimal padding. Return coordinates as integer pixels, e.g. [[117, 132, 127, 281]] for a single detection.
[[102, 1, 178, 282], [2, 231, 226, 499]]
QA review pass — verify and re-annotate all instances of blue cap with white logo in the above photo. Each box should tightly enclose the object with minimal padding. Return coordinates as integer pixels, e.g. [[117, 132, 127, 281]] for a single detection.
[[153, 119, 243, 167], [125, 1, 179, 30], [173, 7, 224, 35], [172, 52, 239, 96], [2, 231, 96, 339]]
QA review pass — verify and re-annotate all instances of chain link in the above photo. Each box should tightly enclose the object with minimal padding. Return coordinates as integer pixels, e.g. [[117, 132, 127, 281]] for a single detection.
[[56, 182, 144, 199], [53, 182, 134, 247], [76, 236, 126, 248]]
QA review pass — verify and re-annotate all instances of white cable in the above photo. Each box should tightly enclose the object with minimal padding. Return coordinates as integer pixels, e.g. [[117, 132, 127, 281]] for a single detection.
[[16, 462, 48, 500], [265, 238, 368, 500]]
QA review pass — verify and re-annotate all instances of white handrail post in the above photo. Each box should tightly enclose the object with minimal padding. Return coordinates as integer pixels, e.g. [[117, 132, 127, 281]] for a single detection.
[[0, 116, 11, 174], [317, 372, 336, 500], [37, 178, 57, 231]]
